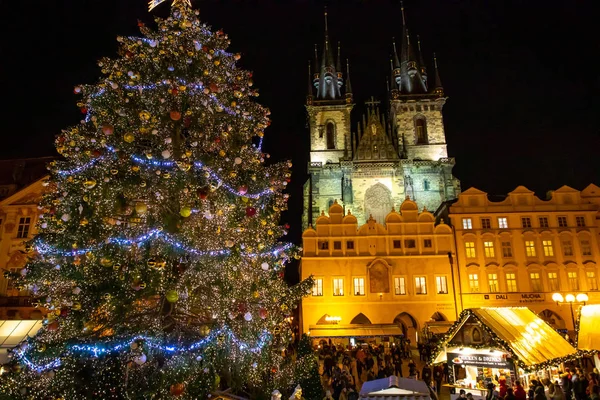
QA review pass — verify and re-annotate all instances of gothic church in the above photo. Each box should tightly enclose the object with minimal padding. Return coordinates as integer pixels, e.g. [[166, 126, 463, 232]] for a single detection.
[[302, 7, 461, 229]]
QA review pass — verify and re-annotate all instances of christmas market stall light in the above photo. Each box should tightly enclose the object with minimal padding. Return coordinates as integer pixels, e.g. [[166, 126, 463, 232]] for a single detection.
[[0, 0, 314, 398]]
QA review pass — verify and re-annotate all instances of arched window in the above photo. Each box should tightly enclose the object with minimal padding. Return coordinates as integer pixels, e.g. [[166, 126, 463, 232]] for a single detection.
[[415, 117, 428, 144], [326, 122, 335, 149]]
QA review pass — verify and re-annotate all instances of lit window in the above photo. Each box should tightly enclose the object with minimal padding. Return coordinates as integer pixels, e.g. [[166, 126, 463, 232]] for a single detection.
[[404, 239, 416, 248], [326, 122, 335, 150], [333, 241, 342, 250], [465, 242, 476, 258], [568, 271, 579, 290], [562, 240, 573, 256], [17, 217, 31, 239], [415, 118, 428, 144], [521, 217, 532, 228], [436, 276, 448, 294], [462, 218, 473, 230], [333, 278, 344, 296], [506, 273, 518, 292], [393, 240, 402, 249], [469, 274, 479, 292], [547, 272, 559, 291], [424, 239, 432, 248], [581, 240, 592, 256], [498, 217, 508, 229], [353, 277, 365, 296], [501, 241, 513, 258], [484, 241, 495, 258], [587, 271, 598, 291], [481, 218, 491, 229], [346, 241, 354, 250], [542, 240, 554, 257], [539, 217, 548, 228], [558, 216, 568, 227], [525, 240, 536, 257], [530, 272, 542, 292], [576, 216, 586, 227], [319, 241, 329, 250], [488, 274, 499, 293], [394, 277, 406, 295], [415, 276, 427, 295], [312, 279, 323, 296]]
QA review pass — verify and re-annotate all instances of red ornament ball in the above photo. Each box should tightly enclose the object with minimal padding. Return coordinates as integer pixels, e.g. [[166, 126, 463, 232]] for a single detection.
[[245, 207, 257, 217], [259, 308, 268, 319], [171, 88, 178, 95], [92, 150, 102, 158], [80, 107, 88, 114], [238, 185, 248, 195], [170, 383, 185, 396], [209, 83, 219, 93], [47, 321, 59, 331], [197, 188, 209, 200], [170, 111, 182, 121], [101, 124, 114, 135]]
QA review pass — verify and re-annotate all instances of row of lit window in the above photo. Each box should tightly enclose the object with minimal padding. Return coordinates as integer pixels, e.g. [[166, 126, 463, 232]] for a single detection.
[[0, 217, 31, 239], [464, 238, 592, 259], [311, 276, 449, 297], [467, 270, 598, 293], [318, 238, 433, 251], [462, 215, 587, 230]]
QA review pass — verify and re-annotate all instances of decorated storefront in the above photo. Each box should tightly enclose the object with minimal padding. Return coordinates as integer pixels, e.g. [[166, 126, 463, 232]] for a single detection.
[[577, 304, 600, 370], [431, 307, 578, 400]]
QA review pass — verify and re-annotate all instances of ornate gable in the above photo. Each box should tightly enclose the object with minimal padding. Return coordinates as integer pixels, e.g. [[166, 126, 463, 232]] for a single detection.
[[354, 109, 399, 161]]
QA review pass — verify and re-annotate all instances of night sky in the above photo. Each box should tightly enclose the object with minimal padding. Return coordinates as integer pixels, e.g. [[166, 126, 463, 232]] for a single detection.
[[1, 0, 599, 247]]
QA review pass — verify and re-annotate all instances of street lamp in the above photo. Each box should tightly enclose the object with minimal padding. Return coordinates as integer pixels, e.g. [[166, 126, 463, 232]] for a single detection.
[[552, 292, 588, 334]]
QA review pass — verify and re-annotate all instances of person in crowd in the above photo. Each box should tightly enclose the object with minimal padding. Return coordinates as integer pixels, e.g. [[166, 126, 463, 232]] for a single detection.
[[573, 368, 588, 400], [505, 387, 517, 400], [443, 362, 450, 383], [486, 382, 500, 400], [534, 385, 547, 400], [514, 380, 527, 400], [588, 373, 599, 397], [408, 359, 418, 378], [548, 382, 565, 400], [422, 364, 432, 386], [498, 376, 508, 399], [589, 385, 599, 400], [323, 390, 334, 400], [377, 364, 386, 379], [562, 373, 574, 400], [393, 353, 403, 378], [434, 364, 443, 394], [529, 380, 541, 400], [467, 393, 474, 400]]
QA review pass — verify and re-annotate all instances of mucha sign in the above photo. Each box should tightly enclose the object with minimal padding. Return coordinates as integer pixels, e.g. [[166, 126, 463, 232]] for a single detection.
[[483, 293, 546, 303], [447, 352, 513, 369]]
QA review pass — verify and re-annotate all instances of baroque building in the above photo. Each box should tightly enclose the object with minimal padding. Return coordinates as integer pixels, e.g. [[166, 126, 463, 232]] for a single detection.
[[440, 184, 600, 334], [300, 198, 457, 345], [302, 7, 460, 230]]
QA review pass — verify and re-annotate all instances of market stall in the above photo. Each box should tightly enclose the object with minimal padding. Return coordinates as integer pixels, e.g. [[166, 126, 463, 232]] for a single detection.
[[360, 375, 432, 400], [577, 304, 600, 370], [431, 307, 578, 400]]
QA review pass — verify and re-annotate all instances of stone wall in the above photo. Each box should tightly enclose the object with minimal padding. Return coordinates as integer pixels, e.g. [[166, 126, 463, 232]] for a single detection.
[[307, 105, 353, 164]]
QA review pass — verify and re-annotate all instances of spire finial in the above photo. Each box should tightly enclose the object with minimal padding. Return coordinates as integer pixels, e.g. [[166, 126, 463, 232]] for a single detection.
[[401, 1, 406, 25], [432, 52, 444, 96], [324, 6, 329, 37], [345, 58, 353, 98]]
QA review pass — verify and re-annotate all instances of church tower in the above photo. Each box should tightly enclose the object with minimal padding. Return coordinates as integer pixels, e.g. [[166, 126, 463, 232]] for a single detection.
[[303, 9, 354, 229], [388, 4, 460, 211]]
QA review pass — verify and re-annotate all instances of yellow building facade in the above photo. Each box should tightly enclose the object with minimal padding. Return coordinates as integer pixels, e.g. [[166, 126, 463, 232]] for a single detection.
[[446, 184, 600, 332], [300, 198, 457, 344]]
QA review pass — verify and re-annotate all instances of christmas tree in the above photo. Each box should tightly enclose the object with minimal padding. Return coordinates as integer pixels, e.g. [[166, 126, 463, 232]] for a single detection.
[[295, 334, 324, 400], [0, 1, 312, 398]]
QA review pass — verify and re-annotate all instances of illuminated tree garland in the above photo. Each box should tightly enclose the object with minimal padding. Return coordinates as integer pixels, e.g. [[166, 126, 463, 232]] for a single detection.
[[0, 2, 313, 399]]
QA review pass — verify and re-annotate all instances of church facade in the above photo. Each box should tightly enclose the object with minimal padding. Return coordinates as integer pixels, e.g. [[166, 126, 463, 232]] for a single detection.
[[302, 8, 461, 230]]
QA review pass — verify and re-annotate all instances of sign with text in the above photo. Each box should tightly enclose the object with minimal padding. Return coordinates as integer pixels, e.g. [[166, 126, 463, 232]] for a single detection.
[[447, 352, 513, 369], [482, 293, 546, 303]]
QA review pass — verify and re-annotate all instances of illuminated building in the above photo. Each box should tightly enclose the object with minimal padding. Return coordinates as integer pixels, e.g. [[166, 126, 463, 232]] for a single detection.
[[302, 7, 460, 230], [300, 199, 457, 344], [440, 184, 600, 333]]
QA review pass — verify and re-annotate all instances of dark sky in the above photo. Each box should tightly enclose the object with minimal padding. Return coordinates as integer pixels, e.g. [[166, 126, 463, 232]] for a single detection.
[[1, 0, 599, 247]]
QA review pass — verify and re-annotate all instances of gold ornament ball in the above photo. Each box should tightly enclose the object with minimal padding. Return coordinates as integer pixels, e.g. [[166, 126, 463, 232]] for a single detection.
[[72, 302, 82, 311], [135, 202, 148, 215], [83, 179, 97, 189], [180, 206, 192, 218], [124, 133, 135, 143], [100, 258, 113, 267]]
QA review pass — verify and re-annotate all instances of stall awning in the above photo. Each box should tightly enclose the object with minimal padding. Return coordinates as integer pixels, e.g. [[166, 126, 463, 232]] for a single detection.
[[0, 320, 43, 348], [578, 305, 600, 351], [432, 308, 577, 368], [309, 324, 403, 338]]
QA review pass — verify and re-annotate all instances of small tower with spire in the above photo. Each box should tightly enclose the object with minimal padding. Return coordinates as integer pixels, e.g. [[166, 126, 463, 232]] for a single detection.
[[303, 7, 355, 230]]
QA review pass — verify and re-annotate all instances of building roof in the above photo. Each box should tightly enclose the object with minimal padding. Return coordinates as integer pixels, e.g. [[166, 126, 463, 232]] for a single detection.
[[577, 305, 600, 351], [360, 376, 431, 400], [0, 157, 54, 200], [432, 307, 577, 370]]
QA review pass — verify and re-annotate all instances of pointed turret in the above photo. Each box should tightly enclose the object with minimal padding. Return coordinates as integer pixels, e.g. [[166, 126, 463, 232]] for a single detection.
[[397, 3, 427, 94], [417, 35, 428, 89], [313, 44, 319, 91], [390, 58, 399, 99], [345, 59, 353, 104], [336, 42, 344, 89], [316, 7, 343, 101], [392, 38, 402, 86], [307, 61, 314, 105], [432, 53, 444, 97]]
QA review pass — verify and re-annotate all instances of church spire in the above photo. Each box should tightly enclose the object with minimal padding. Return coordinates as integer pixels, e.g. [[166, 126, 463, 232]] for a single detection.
[[432, 53, 444, 97], [345, 59, 353, 103], [336, 42, 344, 89], [307, 61, 314, 105], [316, 7, 343, 100], [398, 2, 427, 94], [417, 35, 428, 89]]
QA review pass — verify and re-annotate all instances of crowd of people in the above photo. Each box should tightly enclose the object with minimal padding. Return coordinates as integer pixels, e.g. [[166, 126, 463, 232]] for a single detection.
[[464, 367, 600, 400], [316, 339, 447, 400]]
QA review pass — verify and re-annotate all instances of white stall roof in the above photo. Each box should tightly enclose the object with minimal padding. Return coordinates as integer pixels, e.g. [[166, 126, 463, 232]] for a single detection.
[[0, 320, 43, 348]]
